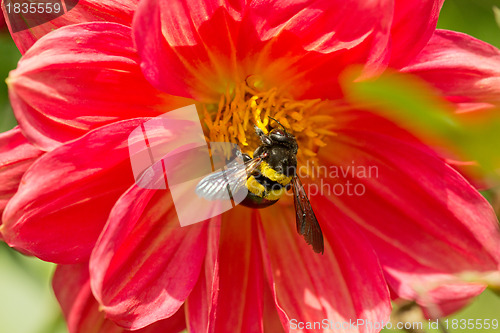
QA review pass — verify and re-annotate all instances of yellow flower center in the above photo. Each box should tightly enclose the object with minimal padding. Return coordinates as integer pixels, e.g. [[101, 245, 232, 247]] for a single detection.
[[199, 77, 337, 177]]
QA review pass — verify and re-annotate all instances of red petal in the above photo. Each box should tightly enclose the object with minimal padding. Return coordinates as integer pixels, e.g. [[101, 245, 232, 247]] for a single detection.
[[260, 202, 391, 333], [2, 119, 148, 263], [245, 0, 393, 98], [0, 127, 43, 234], [186, 207, 285, 332], [420, 284, 486, 318], [133, 0, 393, 101], [261, 278, 287, 333], [213, 208, 267, 332], [185, 217, 221, 333], [8, 22, 189, 150], [90, 186, 208, 330], [317, 114, 500, 310], [389, 0, 444, 68], [402, 30, 500, 112], [133, 0, 240, 102], [53, 263, 186, 333], [3, 0, 139, 54]]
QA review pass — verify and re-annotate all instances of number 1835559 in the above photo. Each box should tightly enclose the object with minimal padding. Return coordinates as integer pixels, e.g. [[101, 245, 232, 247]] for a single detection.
[[5, 1, 62, 14]]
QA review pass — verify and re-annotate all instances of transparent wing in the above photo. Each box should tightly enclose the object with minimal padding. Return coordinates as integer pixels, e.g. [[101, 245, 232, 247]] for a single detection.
[[195, 157, 262, 201], [292, 175, 324, 254]]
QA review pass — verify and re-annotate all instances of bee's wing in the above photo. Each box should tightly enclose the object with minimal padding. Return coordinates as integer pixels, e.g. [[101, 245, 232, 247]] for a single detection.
[[195, 157, 263, 201], [292, 175, 324, 254]]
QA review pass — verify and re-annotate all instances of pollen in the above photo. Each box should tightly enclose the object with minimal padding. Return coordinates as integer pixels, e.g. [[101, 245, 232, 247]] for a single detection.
[[260, 161, 293, 186], [246, 176, 266, 196], [200, 78, 337, 177]]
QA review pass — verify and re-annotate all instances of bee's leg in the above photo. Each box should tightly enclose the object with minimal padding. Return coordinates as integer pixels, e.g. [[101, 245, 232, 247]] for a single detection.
[[255, 125, 272, 145], [254, 125, 265, 137]]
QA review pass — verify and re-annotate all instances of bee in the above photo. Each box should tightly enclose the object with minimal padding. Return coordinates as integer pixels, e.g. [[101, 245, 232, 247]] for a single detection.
[[196, 117, 324, 254]]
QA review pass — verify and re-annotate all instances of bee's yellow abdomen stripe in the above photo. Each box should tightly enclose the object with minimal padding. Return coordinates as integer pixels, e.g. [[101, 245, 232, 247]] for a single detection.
[[246, 176, 265, 196], [260, 161, 293, 186], [264, 188, 286, 201]]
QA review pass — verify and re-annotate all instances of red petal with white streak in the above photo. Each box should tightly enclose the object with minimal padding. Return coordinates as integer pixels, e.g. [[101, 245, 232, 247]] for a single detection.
[[2, 119, 147, 263], [8, 22, 188, 150], [185, 218, 221, 333], [402, 30, 500, 112], [53, 263, 186, 333], [0, 127, 43, 235], [90, 186, 208, 330], [316, 112, 500, 313], [133, 0, 393, 102], [260, 202, 391, 333], [2, 0, 139, 54], [389, 0, 444, 68]]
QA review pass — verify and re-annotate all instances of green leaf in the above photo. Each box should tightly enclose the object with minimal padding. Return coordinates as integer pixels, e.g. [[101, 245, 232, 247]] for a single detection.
[[494, 6, 500, 30], [0, 244, 68, 333], [0, 33, 20, 131]]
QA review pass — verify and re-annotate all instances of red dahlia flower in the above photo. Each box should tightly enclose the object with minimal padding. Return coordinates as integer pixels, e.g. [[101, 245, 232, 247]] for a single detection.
[[1, 0, 500, 332]]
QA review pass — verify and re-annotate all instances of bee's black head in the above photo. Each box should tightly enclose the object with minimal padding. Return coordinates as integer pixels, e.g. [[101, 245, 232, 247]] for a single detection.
[[254, 117, 299, 157], [268, 118, 298, 153], [269, 127, 296, 147]]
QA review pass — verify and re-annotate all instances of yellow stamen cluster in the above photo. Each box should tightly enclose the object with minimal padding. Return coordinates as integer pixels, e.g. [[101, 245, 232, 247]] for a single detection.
[[200, 79, 337, 177]]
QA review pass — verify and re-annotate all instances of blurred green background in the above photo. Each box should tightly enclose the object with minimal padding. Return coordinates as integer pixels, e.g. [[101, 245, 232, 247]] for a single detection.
[[1, 1, 500, 332]]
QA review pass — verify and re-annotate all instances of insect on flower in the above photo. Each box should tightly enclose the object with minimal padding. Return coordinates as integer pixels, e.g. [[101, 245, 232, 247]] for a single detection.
[[3, 0, 500, 330], [196, 117, 324, 254]]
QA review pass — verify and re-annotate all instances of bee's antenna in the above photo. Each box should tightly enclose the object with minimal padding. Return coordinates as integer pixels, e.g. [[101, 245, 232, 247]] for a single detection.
[[268, 116, 288, 132]]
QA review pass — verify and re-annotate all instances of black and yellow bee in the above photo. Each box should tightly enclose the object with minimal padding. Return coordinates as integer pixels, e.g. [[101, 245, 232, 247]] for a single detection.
[[196, 118, 324, 254]]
